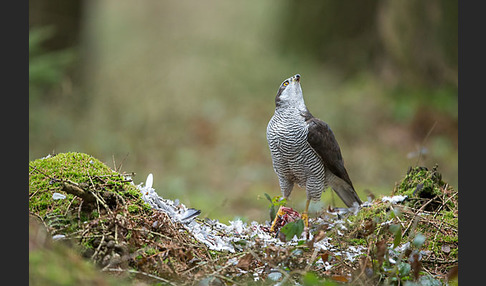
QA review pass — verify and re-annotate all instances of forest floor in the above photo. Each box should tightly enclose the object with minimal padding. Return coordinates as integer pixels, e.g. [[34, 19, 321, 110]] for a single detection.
[[29, 152, 458, 285]]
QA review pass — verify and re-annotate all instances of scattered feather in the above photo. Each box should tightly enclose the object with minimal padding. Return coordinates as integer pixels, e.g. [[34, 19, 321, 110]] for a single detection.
[[381, 195, 408, 204], [52, 192, 66, 200], [52, 234, 66, 240]]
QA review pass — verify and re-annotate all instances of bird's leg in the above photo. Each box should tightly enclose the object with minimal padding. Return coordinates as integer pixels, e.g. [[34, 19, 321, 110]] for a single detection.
[[270, 197, 288, 232], [302, 199, 311, 239]]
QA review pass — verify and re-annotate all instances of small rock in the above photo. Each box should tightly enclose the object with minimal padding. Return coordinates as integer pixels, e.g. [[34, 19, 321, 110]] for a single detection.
[[441, 244, 451, 254], [267, 271, 282, 281], [106, 240, 115, 249]]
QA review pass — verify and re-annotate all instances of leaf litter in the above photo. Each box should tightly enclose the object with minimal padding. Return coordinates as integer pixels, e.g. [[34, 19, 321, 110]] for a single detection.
[[29, 153, 458, 285]]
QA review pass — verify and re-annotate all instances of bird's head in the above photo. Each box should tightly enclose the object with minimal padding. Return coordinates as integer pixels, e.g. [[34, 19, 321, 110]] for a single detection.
[[275, 74, 306, 111]]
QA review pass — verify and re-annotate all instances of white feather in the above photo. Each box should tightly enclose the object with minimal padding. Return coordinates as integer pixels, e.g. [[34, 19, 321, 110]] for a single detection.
[[145, 173, 153, 189]]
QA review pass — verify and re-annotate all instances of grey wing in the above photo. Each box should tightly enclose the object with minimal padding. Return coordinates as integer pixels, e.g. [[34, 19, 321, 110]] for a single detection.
[[306, 117, 362, 206]]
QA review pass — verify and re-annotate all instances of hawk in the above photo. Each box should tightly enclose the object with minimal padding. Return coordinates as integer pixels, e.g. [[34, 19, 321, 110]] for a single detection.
[[266, 74, 362, 231]]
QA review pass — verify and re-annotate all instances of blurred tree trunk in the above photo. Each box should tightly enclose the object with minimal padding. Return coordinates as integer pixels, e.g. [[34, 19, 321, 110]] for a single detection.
[[377, 0, 457, 88], [29, 0, 86, 149], [29, 0, 83, 51], [277, 0, 457, 88], [29, 0, 84, 100], [276, 0, 381, 77]]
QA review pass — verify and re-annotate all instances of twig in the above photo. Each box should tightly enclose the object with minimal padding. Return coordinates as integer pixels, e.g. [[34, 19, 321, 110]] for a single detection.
[[90, 190, 113, 215], [181, 260, 208, 275], [62, 182, 96, 203], [29, 211, 49, 230], [113, 192, 129, 214], [421, 259, 458, 264], [402, 195, 439, 236], [94, 172, 136, 178], [389, 205, 406, 229], [208, 251, 248, 277], [214, 273, 240, 285], [77, 200, 84, 225], [432, 219, 446, 252], [29, 164, 61, 185], [114, 223, 118, 245], [277, 267, 296, 285], [71, 233, 106, 240], [114, 153, 130, 173], [415, 121, 437, 166], [63, 196, 78, 217], [91, 234, 106, 260], [305, 247, 320, 272], [29, 189, 40, 199], [433, 188, 458, 220], [103, 268, 177, 286], [29, 165, 38, 176], [112, 155, 117, 172]]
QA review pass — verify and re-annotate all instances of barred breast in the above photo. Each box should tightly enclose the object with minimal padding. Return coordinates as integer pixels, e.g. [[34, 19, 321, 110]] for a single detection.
[[266, 107, 326, 201]]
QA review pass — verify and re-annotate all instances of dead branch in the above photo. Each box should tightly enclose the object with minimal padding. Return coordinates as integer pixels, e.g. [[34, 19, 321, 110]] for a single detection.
[[62, 182, 96, 203]]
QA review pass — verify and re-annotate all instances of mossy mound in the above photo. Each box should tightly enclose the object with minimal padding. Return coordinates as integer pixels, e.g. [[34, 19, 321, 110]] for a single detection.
[[395, 164, 455, 211], [29, 152, 151, 222], [28, 152, 216, 284], [29, 152, 159, 271], [337, 164, 458, 284]]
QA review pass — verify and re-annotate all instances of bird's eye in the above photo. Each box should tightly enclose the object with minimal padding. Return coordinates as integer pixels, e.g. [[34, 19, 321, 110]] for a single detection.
[[283, 81, 289, 87]]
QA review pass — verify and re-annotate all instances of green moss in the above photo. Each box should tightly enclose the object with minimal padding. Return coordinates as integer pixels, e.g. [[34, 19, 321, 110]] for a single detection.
[[346, 201, 389, 236], [334, 166, 458, 282], [30, 153, 112, 216], [349, 238, 367, 246], [349, 201, 389, 223], [426, 227, 458, 258], [127, 204, 141, 214], [396, 165, 444, 198], [395, 164, 455, 211], [29, 152, 152, 232]]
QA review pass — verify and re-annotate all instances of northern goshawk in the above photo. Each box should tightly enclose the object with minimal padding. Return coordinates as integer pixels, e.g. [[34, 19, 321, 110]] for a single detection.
[[266, 74, 362, 231]]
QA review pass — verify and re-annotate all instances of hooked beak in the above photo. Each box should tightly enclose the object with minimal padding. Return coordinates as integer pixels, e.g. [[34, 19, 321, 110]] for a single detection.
[[292, 74, 301, 83]]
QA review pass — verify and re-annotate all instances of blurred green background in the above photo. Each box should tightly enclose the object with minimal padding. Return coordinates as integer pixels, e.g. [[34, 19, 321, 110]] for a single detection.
[[29, 0, 457, 223]]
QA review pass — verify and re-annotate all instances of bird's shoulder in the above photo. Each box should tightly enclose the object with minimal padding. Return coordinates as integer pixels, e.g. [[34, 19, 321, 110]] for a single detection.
[[304, 115, 338, 157], [304, 112, 354, 188], [301, 111, 333, 142]]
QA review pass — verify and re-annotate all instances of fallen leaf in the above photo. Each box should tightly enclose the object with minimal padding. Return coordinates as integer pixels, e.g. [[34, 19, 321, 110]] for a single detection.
[[410, 252, 421, 281], [362, 218, 375, 237], [321, 251, 330, 262], [376, 239, 387, 267], [313, 224, 328, 242], [236, 253, 253, 271], [332, 275, 349, 282]]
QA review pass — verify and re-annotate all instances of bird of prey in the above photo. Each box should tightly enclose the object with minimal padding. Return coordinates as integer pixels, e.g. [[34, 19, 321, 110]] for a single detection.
[[266, 74, 362, 232]]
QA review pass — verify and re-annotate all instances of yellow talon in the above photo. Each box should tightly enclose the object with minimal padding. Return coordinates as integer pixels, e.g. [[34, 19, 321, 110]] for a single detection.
[[270, 199, 311, 235], [301, 212, 309, 228], [303, 199, 311, 232], [270, 205, 286, 232]]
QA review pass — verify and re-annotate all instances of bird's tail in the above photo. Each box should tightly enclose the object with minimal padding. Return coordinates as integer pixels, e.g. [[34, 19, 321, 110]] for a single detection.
[[330, 176, 362, 208]]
